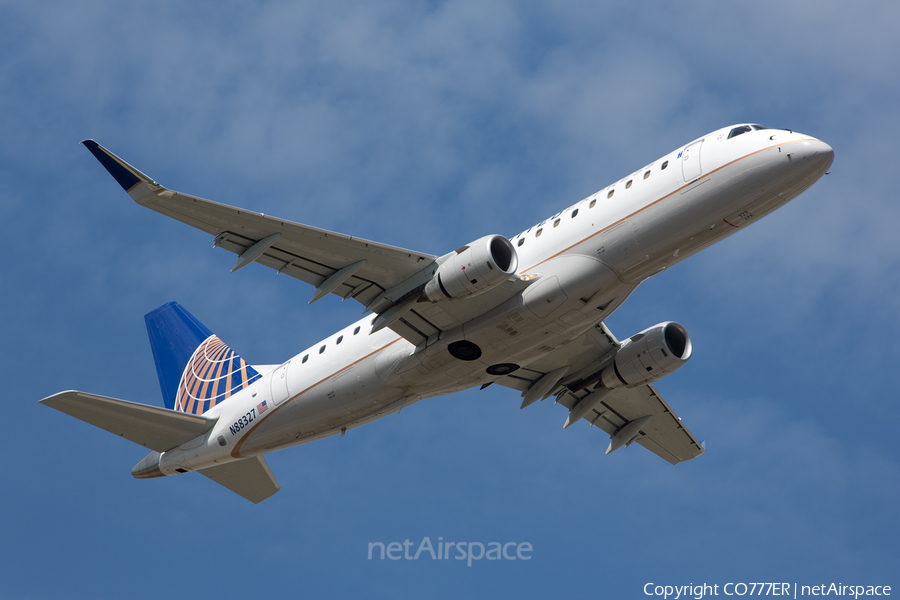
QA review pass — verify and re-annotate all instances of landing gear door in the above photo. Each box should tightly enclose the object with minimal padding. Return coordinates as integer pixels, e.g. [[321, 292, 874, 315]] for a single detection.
[[270, 362, 291, 407], [681, 140, 703, 182]]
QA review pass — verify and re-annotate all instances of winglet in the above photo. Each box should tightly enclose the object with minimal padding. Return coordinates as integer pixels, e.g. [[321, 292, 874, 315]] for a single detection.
[[81, 139, 163, 193]]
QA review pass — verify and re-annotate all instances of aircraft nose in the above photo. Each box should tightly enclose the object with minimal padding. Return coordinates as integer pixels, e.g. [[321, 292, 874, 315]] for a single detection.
[[795, 137, 834, 174]]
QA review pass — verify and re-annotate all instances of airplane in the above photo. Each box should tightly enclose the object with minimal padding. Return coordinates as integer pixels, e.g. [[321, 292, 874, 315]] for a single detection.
[[41, 124, 833, 503]]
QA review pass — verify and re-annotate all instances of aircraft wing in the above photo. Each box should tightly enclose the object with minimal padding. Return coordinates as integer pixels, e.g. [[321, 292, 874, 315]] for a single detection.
[[83, 140, 533, 347], [495, 323, 705, 464], [83, 140, 477, 346]]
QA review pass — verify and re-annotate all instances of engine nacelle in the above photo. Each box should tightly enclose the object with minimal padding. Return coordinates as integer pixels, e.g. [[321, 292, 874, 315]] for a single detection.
[[600, 322, 692, 389], [424, 235, 518, 302]]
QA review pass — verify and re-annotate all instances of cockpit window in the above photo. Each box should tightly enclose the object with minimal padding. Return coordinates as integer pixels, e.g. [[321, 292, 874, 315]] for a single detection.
[[728, 125, 753, 139], [751, 124, 772, 130]]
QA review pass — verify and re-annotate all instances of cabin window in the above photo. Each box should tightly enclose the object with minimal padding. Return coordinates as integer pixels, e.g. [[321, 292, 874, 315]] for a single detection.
[[643, 170, 651, 180], [337, 335, 343, 345], [589, 199, 596, 208], [535, 228, 543, 237], [571, 209, 579, 218], [354, 326, 360, 335], [625, 180, 633, 189], [517, 238, 525, 247], [553, 219, 561, 227], [319, 345, 326, 354], [607, 189, 615, 199], [661, 161, 668, 170], [302, 354, 309, 364]]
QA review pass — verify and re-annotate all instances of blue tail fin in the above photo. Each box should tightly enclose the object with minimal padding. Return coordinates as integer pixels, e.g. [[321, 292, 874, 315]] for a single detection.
[[144, 302, 261, 415]]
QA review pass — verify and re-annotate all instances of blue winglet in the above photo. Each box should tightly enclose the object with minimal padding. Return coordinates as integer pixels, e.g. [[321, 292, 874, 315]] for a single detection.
[[144, 302, 261, 414], [82, 140, 142, 192]]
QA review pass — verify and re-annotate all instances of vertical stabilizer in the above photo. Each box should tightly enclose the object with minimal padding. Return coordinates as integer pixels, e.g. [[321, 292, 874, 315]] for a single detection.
[[145, 302, 260, 415]]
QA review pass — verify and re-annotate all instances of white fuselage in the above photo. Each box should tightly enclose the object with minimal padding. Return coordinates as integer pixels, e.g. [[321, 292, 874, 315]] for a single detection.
[[158, 125, 833, 475]]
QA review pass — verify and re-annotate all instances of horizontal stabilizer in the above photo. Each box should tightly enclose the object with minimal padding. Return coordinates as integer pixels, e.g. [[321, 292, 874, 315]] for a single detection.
[[40, 391, 215, 453], [198, 456, 280, 504]]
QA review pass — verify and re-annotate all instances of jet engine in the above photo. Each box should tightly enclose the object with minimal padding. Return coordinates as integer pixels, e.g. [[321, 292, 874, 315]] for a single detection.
[[599, 322, 692, 389], [424, 235, 518, 302]]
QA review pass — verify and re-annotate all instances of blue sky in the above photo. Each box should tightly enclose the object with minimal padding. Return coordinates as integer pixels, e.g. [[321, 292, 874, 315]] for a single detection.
[[3, 1, 898, 598]]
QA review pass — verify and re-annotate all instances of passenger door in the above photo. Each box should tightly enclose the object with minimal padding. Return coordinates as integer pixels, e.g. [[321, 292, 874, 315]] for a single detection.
[[681, 140, 703, 182]]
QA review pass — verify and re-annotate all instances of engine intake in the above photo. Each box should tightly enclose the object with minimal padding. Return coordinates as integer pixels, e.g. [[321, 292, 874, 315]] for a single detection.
[[424, 235, 518, 302], [600, 322, 692, 389]]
